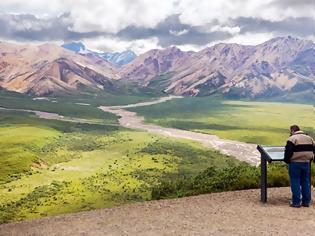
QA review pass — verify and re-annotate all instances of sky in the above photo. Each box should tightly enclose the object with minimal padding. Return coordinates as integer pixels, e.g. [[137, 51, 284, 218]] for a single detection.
[[0, 0, 314, 54]]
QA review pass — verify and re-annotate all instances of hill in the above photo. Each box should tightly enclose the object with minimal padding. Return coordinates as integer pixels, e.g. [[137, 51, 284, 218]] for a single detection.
[[0, 42, 119, 96]]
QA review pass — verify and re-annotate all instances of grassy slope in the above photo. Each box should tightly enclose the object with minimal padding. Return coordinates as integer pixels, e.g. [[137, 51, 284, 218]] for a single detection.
[[0, 109, 236, 223], [131, 97, 315, 145], [0, 89, 160, 122], [1, 92, 312, 223]]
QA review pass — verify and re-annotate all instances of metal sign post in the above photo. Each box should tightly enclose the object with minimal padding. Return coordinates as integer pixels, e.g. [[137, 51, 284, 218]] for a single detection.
[[260, 153, 267, 202]]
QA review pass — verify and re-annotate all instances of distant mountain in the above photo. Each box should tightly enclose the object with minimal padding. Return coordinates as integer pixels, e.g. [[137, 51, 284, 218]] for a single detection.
[[119, 46, 194, 84], [61, 42, 86, 53], [120, 36, 315, 100], [97, 50, 137, 66], [0, 42, 119, 96], [62, 42, 136, 66]]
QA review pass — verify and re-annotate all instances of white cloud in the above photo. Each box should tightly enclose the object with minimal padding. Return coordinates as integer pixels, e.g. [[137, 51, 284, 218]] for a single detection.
[[0, 0, 176, 33], [177, 0, 270, 25], [219, 32, 275, 46], [83, 36, 160, 54], [176, 0, 314, 25], [175, 32, 275, 51], [169, 29, 189, 36], [0, 0, 315, 52], [209, 25, 240, 35], [69, 0, 177, 33], [176, 44, 204, 52], [1, 0, 314, 31], [0, 0, 73, 16]]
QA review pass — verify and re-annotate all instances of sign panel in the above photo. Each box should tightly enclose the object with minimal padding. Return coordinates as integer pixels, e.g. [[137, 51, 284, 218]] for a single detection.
[[261, 146, 285, 161]]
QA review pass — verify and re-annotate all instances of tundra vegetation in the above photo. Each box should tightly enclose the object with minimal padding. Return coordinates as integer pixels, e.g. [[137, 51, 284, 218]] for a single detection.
[[131, 96, 315, 145], [1, 92, 314, 223]]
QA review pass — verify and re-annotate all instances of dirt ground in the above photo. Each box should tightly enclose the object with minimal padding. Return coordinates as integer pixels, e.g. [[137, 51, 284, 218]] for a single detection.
[[1, 187, 315, 236]]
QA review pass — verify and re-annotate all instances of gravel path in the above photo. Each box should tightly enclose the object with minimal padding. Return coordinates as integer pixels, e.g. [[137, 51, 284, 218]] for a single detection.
[[1, 187, 315, 236], [99, 96, 260, 165]]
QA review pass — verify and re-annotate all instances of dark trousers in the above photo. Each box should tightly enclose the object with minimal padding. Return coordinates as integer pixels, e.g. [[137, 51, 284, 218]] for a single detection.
[[288, 162, 311, 205]]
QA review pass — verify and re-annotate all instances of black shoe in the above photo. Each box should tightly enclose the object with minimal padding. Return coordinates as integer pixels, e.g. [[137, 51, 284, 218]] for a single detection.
[[302, 203, 310, 207], [289, 202, 301, 208]]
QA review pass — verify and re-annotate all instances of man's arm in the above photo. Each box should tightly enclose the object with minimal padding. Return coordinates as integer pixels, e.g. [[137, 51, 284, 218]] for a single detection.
[[284, 141, 294, 164]]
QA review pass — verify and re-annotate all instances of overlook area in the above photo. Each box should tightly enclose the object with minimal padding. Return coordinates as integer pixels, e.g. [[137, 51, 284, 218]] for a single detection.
[[1, 187, 315, 236]]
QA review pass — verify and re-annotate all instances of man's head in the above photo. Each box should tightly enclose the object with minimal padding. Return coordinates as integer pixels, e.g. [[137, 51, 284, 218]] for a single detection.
[[290, 125, 300, 135]]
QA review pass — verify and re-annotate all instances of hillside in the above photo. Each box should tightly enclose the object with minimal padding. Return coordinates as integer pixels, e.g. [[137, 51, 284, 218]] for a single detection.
[[1, 187, 314, 236], [0, 42, 119, 96]]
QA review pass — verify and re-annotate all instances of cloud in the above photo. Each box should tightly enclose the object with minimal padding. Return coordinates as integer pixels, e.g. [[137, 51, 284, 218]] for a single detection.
[[266, 0, 315, 20], [83, 36, 161, 54], [116, 15, 233, 47], [0, 0, 73, 16], [0, 12, 104, 41], [176, 0, 278, 24], [230, 17, 315, 37], [66, 0, 177, 34], [271, 0, 315, 8], [169, 29, 189, 36], [0, 12, 233, 50], [219, 32, 275, 46], [0, 0, 315, 53]]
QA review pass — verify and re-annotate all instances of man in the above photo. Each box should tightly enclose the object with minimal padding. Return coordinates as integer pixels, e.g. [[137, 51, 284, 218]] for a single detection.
[[284, 125, 315, 208]]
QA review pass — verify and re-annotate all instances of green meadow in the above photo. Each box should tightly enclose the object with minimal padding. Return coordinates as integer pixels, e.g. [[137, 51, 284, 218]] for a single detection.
[[0, 92, 313, 224], [0, 107, 241, 223], [131, 97, 315, 145], [0, 89, 158, 121]]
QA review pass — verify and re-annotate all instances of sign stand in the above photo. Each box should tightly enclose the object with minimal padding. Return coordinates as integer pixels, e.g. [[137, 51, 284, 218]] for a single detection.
[[260, 153, 267, 202]]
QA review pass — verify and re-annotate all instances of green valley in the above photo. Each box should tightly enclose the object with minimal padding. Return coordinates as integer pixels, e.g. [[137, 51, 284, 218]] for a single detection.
[[0, 106, 243, 223], [131, 97, 315, 145], [0, 92, 313, 224]]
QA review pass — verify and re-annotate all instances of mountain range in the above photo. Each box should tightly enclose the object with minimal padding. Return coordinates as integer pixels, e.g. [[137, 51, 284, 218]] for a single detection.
[[0, 36, 314, 100], [61, 42, 137, 66], [120, 36, 315, 100]]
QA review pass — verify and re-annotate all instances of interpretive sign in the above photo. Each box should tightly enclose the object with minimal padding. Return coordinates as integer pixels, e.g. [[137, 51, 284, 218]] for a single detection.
[[257, 145, 284, 202], [258, 146, 285, 162], [257, 145, 311, 203]]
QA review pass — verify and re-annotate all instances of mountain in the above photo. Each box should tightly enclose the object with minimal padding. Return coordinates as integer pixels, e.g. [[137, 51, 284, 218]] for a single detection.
[[0, 42, 119, 96], [97, 50, 137, 66], [290, 48, 315, 76], [61, 42, 86, 53], [120, 36, 315, 99], [62, 42, 136, 66], [119, 46, 194, 84]]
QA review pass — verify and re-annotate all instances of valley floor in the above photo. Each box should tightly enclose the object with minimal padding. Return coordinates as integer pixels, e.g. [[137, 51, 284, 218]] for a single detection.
[[100, 97, 260, 165], [0, 93, 312, 226], [1, 187, 315, 236]]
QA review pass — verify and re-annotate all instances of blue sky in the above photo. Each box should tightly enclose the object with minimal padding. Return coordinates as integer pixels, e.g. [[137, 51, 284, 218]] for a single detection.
[[0, 0, 314, 53]]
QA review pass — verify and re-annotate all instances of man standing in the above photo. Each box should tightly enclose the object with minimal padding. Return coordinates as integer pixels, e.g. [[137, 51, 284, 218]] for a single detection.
[[284, 125, 315, 207]]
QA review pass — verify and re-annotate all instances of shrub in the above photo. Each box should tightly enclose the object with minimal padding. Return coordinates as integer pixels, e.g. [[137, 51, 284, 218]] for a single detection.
[[151, 162, 289, 200]]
